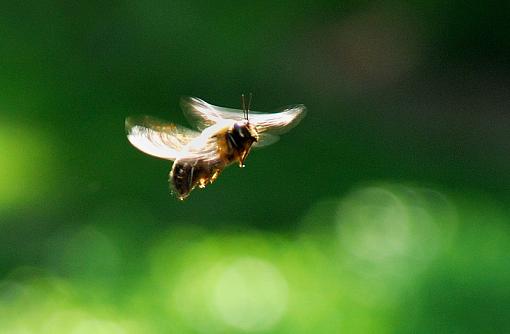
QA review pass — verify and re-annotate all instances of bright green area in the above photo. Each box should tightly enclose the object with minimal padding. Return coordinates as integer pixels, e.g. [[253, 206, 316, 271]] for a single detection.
[[1, 1, 509, 333]]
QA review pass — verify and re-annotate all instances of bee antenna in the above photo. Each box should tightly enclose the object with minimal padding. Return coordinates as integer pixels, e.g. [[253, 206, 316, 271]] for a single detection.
[[241, 93, 246, 120], [247, 93, 252, 121]]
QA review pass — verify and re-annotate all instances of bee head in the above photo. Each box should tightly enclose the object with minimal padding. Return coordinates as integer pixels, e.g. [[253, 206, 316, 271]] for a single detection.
[[231, 121, 258, 168], [233, 121, 258, 143], [236, 93, 258, 143]]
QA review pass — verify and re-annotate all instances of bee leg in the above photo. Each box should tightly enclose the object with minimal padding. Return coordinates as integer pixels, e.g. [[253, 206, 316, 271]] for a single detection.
[[239, 153, 247, 168], [198, 178, 208, 188], [239, 146, 253, 168], [188, 165, 195, 190], [210, 169, 221, 183]]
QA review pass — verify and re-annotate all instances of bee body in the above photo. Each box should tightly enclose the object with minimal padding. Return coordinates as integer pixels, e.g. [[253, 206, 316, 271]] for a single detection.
[[170, 121, 258, 199]]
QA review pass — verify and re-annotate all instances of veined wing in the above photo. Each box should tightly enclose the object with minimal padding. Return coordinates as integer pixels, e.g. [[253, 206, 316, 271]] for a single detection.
[[181, 97, 307, 135], [125, 115, 200, 160]]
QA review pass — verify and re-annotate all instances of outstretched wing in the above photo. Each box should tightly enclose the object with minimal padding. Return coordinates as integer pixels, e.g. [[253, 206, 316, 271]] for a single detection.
[[125, 115, 200, 160], [181, 97, 307, 135], [253, 132, 280, 148], [180, 97, 224, 130], [248, 104, 307, 134]]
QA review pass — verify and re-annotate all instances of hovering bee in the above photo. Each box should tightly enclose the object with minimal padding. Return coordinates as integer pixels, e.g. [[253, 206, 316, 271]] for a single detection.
[[125, 95, 306, 200]]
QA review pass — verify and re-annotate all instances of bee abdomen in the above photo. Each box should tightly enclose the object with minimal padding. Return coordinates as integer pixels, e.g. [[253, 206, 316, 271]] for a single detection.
[[169, 160, 195, 200], [169, 159, 221, 200]]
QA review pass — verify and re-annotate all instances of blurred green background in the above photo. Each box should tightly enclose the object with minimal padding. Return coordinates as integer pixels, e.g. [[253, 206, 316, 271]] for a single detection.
[[1, 1, 510, 333]]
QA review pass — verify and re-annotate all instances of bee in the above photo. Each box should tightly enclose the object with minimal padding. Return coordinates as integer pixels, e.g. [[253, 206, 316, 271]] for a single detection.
[[125, 95, 306, 200]]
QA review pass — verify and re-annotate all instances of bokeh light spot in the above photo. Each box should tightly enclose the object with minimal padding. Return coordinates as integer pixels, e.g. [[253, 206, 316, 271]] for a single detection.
[[336, 184, 453, 280], [213, 257, 288, 332], [0, 121, 56, 212], [337, 186, 412, 262]]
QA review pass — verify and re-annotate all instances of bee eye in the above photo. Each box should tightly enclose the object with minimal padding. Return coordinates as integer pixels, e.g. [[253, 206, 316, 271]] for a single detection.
[[234, 123, 245, 138]]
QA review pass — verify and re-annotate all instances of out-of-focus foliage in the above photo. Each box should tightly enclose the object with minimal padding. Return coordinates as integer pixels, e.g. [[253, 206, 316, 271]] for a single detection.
[[1, 1, 509, 333]]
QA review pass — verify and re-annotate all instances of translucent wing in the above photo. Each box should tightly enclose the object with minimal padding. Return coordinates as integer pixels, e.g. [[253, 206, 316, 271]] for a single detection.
[[253, 132, 280, 148], [249, 104, 306, 134], [181, 97, 223, 130], [125, 115, 200, 160], [181, 97, 307, 134]]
